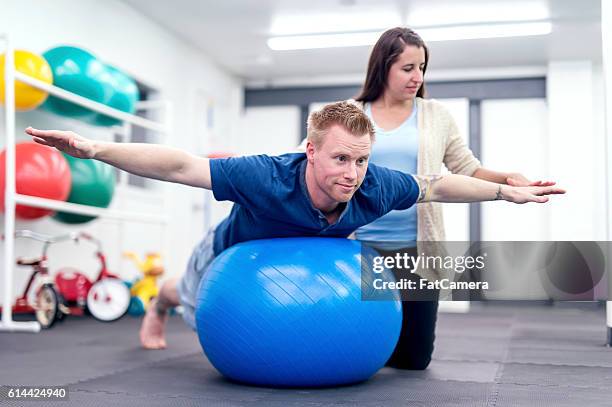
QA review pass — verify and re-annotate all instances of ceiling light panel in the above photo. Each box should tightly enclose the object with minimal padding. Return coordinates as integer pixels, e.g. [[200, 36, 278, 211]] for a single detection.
[[270, 10, 401, 36]]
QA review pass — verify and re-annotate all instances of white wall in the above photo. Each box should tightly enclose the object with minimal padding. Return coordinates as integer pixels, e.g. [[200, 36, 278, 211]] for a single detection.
[[0, 0, 243, 300], [201, 105, 303, 235], [547, 60, 607, 240], [481, 98, 550, 241], [239, 106, 301, 155]]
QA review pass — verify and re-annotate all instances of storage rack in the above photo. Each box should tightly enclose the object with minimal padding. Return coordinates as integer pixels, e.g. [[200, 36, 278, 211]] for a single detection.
[[1, 34, 171, 332]]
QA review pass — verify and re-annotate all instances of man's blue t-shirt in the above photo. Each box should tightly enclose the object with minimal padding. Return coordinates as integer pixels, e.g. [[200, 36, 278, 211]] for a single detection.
[[209, 153, 420, 255]]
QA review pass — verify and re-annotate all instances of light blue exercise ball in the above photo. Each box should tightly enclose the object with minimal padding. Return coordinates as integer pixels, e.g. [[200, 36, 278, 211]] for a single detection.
[[41, 46, 113, 118], [88, 64, 139, 126]]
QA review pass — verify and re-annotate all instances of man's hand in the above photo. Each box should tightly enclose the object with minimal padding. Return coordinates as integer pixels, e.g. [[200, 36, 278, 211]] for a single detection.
[[497, 184, 566, 204], [505, 172, 556, 188], [415, 174, 565, 204], [26, 127, 96, 159], [27, 126, 212, 189]]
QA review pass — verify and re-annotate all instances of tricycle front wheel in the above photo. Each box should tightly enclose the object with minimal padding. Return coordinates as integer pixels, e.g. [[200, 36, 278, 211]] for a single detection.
[[87, 278, 130, 322]]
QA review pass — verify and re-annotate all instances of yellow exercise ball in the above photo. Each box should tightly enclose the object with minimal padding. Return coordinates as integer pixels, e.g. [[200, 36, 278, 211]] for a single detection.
[[0, 50, 53, 111]]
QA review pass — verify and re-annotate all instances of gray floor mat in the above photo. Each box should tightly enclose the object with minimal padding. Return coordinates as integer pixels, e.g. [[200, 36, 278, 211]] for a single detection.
[[74, 359, 496, 407], [506, 347, 612, 367], [499, 362, 612, 389], [0, 316, 200, 385], [2, 303, 610, 406], [433, 336, 510, 362], [493, 383, 612, 407]]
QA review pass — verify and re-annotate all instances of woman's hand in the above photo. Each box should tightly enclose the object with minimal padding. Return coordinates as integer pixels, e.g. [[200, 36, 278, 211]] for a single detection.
[[506, 172, 556, 188]]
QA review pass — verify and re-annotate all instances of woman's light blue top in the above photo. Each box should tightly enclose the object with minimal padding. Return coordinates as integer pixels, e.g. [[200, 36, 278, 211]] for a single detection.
[[355, 101, 419, 249]]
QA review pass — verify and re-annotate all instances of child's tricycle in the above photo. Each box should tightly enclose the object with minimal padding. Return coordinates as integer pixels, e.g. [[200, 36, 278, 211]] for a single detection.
[[2, 230, 130, 329]]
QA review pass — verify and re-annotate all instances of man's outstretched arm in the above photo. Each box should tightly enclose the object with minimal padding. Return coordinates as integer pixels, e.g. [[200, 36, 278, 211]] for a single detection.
[[26, 127, 212, 189], [414, 174, 565, 204]]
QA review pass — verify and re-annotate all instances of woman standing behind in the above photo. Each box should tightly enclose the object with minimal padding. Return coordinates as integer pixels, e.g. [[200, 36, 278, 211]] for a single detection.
[[354, 27, 553, 370]]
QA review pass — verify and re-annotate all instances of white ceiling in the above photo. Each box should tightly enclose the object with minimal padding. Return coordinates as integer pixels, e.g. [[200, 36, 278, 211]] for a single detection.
[[121, 0, 602, 84]]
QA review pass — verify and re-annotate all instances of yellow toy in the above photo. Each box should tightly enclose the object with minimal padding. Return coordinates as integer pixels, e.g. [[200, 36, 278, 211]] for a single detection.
[[0, 50, 53, 111], [124, 251, 164, 314]]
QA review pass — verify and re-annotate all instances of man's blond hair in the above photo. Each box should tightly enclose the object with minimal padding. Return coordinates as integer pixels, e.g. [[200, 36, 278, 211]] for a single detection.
[[307, 101, 375, 147]]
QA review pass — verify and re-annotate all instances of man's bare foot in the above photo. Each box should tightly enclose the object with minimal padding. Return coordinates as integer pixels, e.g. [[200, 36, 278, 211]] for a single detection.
[[140, 297, 168, 350]]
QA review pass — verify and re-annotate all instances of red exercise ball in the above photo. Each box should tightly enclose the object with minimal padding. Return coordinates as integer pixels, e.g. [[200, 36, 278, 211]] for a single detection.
[[0, 142, 72, 220]]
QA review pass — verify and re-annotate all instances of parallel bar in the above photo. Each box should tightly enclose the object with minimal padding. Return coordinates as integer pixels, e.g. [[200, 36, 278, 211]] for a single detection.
[[15, 194, 168, 225], [14, 72, 168, 133]]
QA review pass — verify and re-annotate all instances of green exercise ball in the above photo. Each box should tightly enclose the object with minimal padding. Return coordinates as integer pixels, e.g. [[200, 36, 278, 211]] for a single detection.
[[53, 154, 116, 224], [41, 46, 113, 118], [89, 64, 140, 127]]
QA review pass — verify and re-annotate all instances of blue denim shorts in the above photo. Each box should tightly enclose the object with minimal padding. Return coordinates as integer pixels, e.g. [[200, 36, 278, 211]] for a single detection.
[[177, 229, 216, 330]]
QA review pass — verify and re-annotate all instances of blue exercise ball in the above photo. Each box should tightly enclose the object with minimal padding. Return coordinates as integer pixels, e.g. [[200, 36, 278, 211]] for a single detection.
[[41, 46, 113, 119], [195, 238, 402, 388], [88, 64, 139, 127]]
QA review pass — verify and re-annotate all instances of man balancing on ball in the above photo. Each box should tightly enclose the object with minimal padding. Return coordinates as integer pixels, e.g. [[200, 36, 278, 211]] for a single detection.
[[26, 101, 564, 355]]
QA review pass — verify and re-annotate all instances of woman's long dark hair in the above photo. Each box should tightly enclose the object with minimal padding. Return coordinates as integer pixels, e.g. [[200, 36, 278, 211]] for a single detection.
[[356, 27, 429, 103]]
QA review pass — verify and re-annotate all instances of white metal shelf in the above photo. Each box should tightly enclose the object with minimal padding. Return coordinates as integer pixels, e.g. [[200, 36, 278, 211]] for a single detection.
[[1, 35, 172, 332], [14, 71, 169, 133], [15, 194, 168, 224]]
